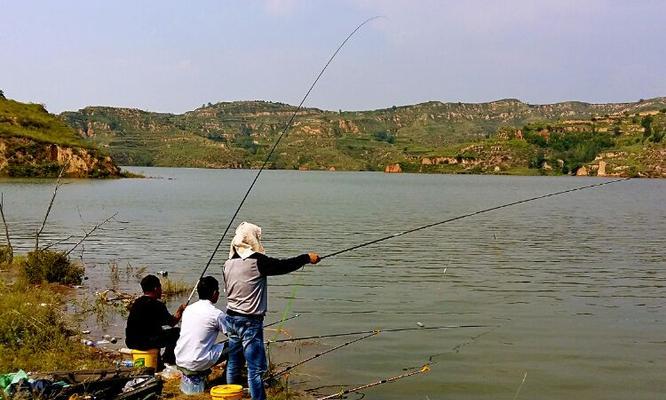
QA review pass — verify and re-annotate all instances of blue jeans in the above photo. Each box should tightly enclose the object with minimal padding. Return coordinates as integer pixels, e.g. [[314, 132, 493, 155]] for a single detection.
[[225, 315, 267, 400]]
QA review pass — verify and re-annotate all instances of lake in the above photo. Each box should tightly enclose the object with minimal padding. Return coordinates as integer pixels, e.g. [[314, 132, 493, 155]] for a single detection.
[[1, 168, 664, 399]]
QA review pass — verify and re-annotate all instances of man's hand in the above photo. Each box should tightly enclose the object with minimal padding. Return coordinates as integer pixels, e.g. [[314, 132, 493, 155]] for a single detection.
[[174, 303, 186, 321], [308, 253, 321, 264]]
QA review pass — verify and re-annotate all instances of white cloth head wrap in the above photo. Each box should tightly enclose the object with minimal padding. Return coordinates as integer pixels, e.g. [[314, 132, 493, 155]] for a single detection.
[[229, 221, 265, 260]]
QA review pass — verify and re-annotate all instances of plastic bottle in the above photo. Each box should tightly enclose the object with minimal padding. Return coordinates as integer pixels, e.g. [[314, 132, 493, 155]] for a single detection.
[[115, 360, 134, 368]]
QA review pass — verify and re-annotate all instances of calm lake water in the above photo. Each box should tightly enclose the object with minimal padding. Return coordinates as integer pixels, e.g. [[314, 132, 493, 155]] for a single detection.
[[1, 168, 665, 399]]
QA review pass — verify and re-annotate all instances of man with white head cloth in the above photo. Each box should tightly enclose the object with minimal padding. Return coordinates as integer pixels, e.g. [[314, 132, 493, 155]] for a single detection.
[[223, 221, 320, 400]]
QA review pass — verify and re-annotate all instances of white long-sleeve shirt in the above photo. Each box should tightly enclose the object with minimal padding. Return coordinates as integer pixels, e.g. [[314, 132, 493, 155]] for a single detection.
[[175, 299, 227, 371]]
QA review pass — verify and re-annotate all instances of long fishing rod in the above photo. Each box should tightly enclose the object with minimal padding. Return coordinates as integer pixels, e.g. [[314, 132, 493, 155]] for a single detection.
[[265, 313, 300, 329], [265, 331, 378, 381], [316, 364, 431, 400], [186, 16, 382, 303], [268, 324, 491, 343], [321, 177, 630, 260]]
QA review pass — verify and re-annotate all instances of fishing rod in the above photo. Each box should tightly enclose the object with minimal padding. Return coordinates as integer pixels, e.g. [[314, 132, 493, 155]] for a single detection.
[[265, 331, 378, 382], [268, 324, 491, 343], [186, 16, 382, 304], [316, 364, 431, 400], [321, 177, 630, 260], [265, 313, 300, 329], [309, 325, 498, 399]]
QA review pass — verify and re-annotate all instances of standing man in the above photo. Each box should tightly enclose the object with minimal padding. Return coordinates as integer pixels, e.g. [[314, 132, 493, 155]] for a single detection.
[[126, 274, 185, 366], [224, 222, 320, 400], [175, 276, 228, 373]]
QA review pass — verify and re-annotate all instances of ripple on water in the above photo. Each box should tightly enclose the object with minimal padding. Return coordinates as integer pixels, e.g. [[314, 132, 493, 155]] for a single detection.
[[2, 170, 665, 400]]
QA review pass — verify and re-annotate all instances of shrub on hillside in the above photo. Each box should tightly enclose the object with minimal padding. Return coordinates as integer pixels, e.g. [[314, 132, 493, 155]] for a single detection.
[[20, 249, 84, 285], [641, 116, 653, 141], [650, 129, 665, 143], [6, 162, 61, 178], [524, 130, 615, 174], [373, 131, 396, 144]]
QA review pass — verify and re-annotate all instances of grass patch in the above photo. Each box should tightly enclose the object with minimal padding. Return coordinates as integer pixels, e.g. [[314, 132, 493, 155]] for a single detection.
[[0, 278, 108, 373], [0, 98, 91, 149]]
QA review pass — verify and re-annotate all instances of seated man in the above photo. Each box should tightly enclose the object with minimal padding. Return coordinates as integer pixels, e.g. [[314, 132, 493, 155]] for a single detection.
[[126, 274, 185, 365], [175, 276, 228, 373]]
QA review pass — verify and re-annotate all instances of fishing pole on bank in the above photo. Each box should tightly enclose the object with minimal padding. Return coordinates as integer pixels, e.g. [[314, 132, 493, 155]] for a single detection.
[[316, 364, 431, 400], [186, 16, 383, 303], [311, 325, 499, 399], [320, 177, 631, 260]]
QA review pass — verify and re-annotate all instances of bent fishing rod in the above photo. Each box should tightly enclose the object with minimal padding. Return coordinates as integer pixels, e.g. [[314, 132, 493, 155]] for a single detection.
[[187, 16, 382, 303], [321, 177, 630, 260]]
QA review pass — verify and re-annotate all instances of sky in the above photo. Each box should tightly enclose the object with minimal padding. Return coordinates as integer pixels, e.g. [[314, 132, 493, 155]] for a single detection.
[[1, 0, 665, 114]]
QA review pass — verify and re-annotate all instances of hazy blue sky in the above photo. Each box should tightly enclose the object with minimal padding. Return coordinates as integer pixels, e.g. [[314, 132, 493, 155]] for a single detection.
[[2, 0, 665, 113]]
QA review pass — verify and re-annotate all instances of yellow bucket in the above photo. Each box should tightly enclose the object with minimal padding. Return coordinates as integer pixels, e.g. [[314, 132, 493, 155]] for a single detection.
[[210, 384, 243, 400], [131, 349, 159, 369]]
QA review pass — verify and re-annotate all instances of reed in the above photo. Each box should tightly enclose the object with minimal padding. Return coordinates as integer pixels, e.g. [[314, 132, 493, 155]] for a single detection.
[[161, 277, 191, 297]]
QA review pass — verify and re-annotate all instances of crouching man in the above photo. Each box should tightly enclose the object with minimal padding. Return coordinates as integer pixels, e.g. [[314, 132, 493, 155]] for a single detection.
[[175, 276, 228, 376], [126, 274, 185, 366]]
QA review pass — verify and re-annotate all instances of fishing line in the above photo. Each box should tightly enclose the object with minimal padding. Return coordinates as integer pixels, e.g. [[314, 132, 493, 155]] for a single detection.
[[268, 324, 492, 343], [186, 16, 382, 303], [321, 177, 630, 260]]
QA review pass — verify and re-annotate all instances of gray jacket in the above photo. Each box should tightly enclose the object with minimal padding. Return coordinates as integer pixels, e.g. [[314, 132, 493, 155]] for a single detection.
[[223, 252, 310, 316]]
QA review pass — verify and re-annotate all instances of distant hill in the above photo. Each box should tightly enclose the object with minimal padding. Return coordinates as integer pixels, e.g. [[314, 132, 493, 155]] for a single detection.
[[60, 97, 666, 177], [0, 94, 121, 178]]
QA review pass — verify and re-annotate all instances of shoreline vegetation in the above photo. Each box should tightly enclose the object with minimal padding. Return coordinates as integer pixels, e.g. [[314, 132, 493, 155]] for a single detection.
[[0, 255, 305, 399], [0, 238, 316, 400], [0, 177, 307, 399]]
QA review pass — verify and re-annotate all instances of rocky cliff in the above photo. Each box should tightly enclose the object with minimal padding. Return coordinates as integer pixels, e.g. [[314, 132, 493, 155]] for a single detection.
[[0, 137, 120, 178], [0, 96, 122, 178]]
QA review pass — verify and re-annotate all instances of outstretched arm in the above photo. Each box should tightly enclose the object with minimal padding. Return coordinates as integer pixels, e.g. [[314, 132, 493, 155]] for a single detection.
[[256, 253, 320, 276]]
